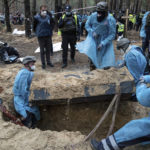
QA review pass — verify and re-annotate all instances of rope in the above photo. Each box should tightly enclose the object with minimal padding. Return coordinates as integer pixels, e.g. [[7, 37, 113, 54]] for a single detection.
[[84, 94, 120, 142]]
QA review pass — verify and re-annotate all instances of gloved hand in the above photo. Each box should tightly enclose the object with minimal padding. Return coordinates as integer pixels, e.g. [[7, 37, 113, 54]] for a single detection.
[[139, 76, 145, 84], [142, 75, 150, 83], [92, 31, 98, 39], [77, 36, 80, 41], [97, 44, 103, 51]]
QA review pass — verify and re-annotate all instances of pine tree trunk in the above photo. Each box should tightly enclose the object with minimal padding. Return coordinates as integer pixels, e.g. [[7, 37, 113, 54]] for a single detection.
[[55, 0, 58, 32], [119, 0, 123, 10], [110, 0, 113, 10], [126, 0, 130, 10], [24, 0, 31, 37], [138, 0, 142, 12], [32, 0, 36, 18], [4, 0, 11, 32], [135, 0, 139, 13], [31, 0, 36, 26], [113, 0, 116, 10], [78, 0, 83, 14]]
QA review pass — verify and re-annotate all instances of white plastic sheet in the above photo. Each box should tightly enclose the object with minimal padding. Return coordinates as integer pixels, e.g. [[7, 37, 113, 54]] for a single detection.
[[35, 42, 72, 53], [12, 29, 25, 35]]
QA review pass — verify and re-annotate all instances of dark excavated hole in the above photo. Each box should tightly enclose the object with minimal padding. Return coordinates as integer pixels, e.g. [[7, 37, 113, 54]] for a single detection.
[[34, 93, 135, 139]]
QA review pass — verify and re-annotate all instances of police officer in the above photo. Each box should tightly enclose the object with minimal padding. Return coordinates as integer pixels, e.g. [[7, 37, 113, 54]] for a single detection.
[[128, 12, 134, 30], [33, 5, 54, 69], [117, 21, 124, 41], [58, 5, 80, 68]]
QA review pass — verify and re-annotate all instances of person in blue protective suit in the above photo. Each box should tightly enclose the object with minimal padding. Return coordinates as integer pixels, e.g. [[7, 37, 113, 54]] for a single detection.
[[76, 1, 116, 70], [90, 39, 150, 150], [91, 77, 150, 150], [116, 38, 147, 84], [140, 11, 150, 64], [13, 56, 40, 128]]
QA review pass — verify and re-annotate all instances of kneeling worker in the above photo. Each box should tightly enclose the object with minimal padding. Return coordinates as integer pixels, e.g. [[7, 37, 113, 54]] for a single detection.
[[13, 56, 40, 128]]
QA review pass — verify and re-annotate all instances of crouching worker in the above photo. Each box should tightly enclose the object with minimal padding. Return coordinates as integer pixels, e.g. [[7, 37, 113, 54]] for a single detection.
[[13, 56, 40, 128], [90, 77, 150, 150], [116, 38, 147, 84]]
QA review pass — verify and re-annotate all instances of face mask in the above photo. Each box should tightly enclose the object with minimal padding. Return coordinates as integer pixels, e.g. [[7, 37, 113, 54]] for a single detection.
[[41, 11, 47, 17], [97, 11, 107, 22], [30, 65, 36, 71]]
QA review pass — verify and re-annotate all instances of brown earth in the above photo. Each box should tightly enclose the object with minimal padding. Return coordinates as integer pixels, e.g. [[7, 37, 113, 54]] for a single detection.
[[0, 28, 150, 150]]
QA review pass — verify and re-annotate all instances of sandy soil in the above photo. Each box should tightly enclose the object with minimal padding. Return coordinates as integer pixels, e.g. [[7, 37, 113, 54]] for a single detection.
[[0, 28, 149, 150]]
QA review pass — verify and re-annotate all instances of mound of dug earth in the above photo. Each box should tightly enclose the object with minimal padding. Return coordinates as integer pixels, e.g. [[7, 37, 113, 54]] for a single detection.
[[0, 114, 90, 150]]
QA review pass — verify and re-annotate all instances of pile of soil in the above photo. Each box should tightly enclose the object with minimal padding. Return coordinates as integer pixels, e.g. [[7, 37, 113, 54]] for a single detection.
[[0, 114, 91, 150]]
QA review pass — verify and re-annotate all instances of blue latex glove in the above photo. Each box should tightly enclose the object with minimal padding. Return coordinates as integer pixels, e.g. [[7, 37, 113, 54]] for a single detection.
[[143, 75, 150, 83], [97, 44, 103, 51], [139, 76, 145, 83], [115, 60, 125, 68], [92, 31, 98, 39]]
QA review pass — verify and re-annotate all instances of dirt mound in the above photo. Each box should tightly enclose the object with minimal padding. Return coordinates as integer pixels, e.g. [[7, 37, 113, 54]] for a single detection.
[[0, 114, 91, 150]]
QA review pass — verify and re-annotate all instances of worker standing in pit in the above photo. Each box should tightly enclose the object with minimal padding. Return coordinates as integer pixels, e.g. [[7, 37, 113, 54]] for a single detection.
[[76, 1, 116, 70], [13, 56, 40, 128]]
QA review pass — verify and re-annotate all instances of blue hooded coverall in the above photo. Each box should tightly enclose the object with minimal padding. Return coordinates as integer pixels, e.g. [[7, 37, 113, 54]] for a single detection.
[[95, 45, 150, 150], [13, 68, 40, 121], [76, 12, 116, 69], [140, 11, 150, 53]]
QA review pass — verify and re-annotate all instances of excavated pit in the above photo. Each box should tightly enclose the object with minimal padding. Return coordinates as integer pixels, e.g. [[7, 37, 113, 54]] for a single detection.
[[28, 66, 135, 139]]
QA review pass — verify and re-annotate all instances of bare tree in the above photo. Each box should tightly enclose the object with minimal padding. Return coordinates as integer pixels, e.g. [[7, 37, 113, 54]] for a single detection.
[[138, 0, 142, 12], [54, 0, 62, 31], [112, 0, 117, 10], [24, 0, 31, 37], [78, 0, 83, 14], [4, 0, 12, 32], [126, 0, 131, 11], [32, 0, 36, 21], [119, 0, 123, 10]]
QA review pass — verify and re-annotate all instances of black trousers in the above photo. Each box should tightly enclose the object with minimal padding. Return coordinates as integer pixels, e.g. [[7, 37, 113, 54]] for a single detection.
[[62, 34, 76, 64], [128, 21, 133, 30], [38, 36, 52, 65]]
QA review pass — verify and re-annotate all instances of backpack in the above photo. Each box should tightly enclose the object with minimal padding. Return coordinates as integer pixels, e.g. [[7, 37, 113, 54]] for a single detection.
[[0, 43, 19, 63]]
